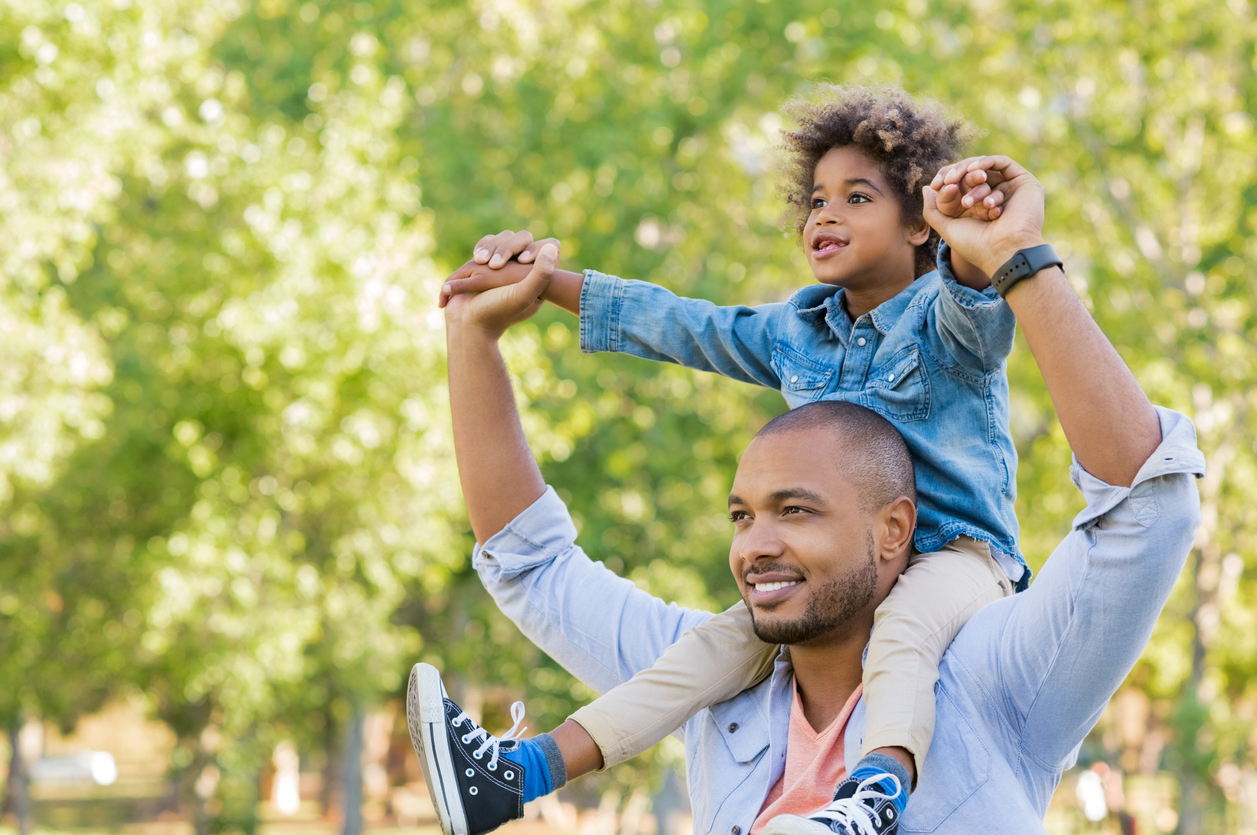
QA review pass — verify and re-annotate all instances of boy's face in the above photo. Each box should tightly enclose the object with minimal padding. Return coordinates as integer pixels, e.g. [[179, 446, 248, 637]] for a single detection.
[[804, 146, 929, 293]]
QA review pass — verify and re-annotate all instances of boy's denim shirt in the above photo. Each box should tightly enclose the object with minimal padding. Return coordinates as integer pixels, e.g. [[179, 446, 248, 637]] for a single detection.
[[579, 244, 1028, 588]]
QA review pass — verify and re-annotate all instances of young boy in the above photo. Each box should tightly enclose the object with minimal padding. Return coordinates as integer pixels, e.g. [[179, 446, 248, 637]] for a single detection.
[[418, 86, 1038, 835]]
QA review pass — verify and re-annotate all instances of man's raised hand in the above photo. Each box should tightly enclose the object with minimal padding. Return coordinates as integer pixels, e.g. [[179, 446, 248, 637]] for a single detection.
[[474, 229, 560, 269], [923, 155, 1046, 278], [443, 244, 557, 338], [438, 230, 561, 308]]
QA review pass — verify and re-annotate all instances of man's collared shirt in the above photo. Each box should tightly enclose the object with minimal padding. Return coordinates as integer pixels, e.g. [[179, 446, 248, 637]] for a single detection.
[[475, 408, 1203, 835], [579, 244, 1026, 584]]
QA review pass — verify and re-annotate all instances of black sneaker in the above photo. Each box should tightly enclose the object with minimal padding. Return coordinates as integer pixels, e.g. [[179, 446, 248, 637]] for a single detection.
[[406, 663, 528, 835], [763, 771, 904, 835]]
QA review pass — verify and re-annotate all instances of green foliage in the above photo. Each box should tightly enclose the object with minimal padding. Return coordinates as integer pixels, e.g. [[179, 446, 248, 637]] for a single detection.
[[1, 0, 1255, 829]]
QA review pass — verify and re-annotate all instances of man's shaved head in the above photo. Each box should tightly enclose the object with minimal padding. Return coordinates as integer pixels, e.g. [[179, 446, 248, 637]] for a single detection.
[[755, 401, 916, 512]]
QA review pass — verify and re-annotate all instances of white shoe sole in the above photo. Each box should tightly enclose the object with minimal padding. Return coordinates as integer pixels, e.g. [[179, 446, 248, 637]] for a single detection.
[[407, 663, 469, 835]]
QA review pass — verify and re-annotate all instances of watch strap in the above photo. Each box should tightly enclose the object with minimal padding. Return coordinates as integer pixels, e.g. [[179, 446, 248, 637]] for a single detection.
[[992, 244, 1063, 297]]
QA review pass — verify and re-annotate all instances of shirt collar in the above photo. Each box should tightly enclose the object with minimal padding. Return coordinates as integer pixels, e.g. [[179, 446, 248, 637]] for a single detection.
[[789, 272, 939, 337]]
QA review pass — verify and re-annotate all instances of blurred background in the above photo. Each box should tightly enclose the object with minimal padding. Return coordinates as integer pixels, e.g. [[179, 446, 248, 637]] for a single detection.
[[0, 0, 1254, 832]]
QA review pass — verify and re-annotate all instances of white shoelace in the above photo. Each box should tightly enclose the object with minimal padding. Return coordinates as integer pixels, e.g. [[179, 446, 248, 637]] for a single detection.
[[810, 774, 902, 835], [451, 701, 528, 770]]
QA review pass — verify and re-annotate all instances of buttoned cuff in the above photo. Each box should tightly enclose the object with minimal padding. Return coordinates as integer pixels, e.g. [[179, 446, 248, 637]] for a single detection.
[[579, 270, 625, 354], [473, 486, 578, 582], [936, 241, 1003, 307], [1069, 407, 1206, 530]]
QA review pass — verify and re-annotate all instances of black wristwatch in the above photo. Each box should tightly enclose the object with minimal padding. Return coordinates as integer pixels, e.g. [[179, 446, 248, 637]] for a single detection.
[[991, 244, 1063, 298]]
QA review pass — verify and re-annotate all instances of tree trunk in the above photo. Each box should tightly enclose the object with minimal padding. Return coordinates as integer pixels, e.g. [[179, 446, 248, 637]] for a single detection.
[[6, 719, 33, 835], [341, 706, 365, 835]]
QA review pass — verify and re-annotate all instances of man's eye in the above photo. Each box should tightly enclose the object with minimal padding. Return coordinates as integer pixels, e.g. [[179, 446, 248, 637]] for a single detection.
[[784, 506, 808, 515], [729, 511, 749, 523]]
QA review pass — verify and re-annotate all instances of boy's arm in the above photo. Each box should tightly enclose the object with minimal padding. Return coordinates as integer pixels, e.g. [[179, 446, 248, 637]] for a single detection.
[[924, 155, 1160, 485]]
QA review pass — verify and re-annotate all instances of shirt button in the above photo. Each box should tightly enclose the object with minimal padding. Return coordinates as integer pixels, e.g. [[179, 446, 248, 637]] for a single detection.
[[732, 827, 742, 835], [790, 375, 798, 383], [857, 337, 866, 346], [728, 722, 739, 733], [888, 373, 895, 382]]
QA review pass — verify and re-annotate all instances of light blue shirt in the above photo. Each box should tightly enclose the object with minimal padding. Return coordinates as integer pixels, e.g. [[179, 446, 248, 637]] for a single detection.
[[579, 246, 1027, 586], [474, 407, 1203, 835]]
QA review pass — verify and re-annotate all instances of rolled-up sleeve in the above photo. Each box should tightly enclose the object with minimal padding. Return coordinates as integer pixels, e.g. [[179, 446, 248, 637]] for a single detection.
[[579, 270, 784, 389], [929, 243, 1017, 374], [992, 407, 1205, 769], [475, 486, 714, 697]]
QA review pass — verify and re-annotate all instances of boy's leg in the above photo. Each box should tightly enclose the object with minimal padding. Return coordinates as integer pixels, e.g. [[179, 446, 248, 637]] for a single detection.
[[860, 536, 1013, 774], [569, 601, 778, 768], [408, 604, 776, 835], [765, 537, 1011, 835]]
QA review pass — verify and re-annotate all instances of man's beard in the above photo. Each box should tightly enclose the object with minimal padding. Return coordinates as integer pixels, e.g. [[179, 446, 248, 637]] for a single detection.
[[745, 535, 879, 645]]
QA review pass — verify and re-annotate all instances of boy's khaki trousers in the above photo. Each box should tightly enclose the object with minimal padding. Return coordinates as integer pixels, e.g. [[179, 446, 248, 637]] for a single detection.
[[569, 536, 1013, 775]]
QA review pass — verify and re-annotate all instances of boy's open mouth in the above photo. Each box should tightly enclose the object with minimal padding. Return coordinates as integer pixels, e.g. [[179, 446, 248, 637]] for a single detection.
[[811, 232, 847, 255]]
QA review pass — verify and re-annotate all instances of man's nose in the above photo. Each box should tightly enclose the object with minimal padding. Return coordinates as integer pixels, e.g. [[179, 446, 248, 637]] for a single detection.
[[738, 519, 785, 562]]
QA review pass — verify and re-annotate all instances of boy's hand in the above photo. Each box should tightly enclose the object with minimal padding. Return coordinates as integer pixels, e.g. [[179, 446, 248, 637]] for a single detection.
[[930, 157, 1011, 222], [923, 155, 1046, 278], [443, 245, 557, 338], [474, 229, 561, 270], [438, 229, 561, 307], [440, 258, 535, 308]]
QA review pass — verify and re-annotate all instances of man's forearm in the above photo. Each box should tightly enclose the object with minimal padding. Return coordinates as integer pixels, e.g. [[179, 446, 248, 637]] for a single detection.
[[1003, 265, 1160, 487], [447, 322, 546, 543]]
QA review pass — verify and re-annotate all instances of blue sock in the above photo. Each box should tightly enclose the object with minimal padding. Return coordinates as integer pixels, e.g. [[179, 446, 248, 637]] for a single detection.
[[501, 733, 567, 803], [850, 752, 912, 813]]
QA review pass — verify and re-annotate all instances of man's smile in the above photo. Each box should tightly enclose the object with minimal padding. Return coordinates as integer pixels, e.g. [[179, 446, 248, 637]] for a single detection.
[[745, 570, 805, 605]]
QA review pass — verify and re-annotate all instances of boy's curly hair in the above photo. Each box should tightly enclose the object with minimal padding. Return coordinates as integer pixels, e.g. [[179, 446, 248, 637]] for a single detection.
[[779, 85, 976, 277]]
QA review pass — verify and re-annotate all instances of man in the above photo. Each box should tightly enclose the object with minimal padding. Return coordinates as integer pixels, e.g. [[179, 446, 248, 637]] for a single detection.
[[417, 157, 1204, 835]]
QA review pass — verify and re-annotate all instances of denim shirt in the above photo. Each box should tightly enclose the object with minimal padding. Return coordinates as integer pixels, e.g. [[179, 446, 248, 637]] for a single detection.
[[580, 245, 1026, 586], [475, 407, 1204, 835]]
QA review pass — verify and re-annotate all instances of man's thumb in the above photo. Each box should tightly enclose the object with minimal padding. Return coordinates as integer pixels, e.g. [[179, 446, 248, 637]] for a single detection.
[[535, 243, 558, 270], [518, 243, 556, 298]]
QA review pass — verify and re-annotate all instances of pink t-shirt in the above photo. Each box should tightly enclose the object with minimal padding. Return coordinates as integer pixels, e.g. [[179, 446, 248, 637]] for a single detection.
[[750, 681, 863, 835]]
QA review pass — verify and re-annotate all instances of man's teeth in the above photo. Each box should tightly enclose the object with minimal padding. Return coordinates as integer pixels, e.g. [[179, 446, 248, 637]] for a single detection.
[[753, 580, 800, 592]]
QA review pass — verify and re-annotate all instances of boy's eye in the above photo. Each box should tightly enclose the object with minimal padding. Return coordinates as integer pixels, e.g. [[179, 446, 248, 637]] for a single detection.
[[849, 193, 870, 204], [811, 197, 827, 209]]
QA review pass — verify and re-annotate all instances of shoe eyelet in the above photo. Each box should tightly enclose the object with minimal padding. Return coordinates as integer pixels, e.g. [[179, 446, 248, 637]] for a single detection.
[[504, 770, 514, 780], [473, 751, 483, 760], [469, 786, 478, 796], [465, 768, 475, 778], [461, 735, 472, 744], [488, 762, 497, 771]]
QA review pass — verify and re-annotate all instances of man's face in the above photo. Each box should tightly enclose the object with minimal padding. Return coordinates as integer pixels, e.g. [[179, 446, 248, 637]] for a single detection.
[[804, 145, 925, 292], [727, 426, 882, 648]]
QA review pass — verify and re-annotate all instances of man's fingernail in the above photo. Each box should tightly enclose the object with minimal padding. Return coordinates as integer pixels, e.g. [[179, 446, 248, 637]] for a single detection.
[[443, 284, 452, 294], [475, 249, 488, 260]]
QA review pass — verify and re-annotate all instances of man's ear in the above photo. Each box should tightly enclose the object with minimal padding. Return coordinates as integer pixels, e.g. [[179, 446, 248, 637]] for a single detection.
[[905, 216, 931, 247], [876, 496, 917, 562]]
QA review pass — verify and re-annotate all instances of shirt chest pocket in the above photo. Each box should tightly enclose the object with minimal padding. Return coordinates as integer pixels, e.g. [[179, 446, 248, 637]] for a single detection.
[[772, 345, 834, 408], [859, 348, 931, 422]]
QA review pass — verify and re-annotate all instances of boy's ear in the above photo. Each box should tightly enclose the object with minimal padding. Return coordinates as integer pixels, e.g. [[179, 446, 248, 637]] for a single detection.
[[905, 215, 931, 247]]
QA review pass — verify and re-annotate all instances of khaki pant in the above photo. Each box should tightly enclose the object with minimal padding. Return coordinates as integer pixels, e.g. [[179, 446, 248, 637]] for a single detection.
[[569, 536, 1013, 774]]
